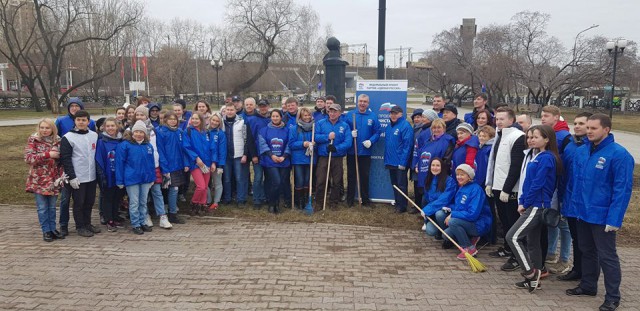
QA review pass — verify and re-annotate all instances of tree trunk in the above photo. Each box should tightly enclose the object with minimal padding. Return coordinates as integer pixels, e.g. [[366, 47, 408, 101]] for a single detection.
[[232, 55, 270, 94]]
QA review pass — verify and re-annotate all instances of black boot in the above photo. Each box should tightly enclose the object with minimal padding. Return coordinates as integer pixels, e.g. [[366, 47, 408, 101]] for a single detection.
[[190, 203, 198, 216], [60, 225, 69, 236], [268, 204, 276, 214], [300, 188, 309, 209], [43, 232, 54, 242], [168, 213, 185, 224], [199, 204, 207, 215]]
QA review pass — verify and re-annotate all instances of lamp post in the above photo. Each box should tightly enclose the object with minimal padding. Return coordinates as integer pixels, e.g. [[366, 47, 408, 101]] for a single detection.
[[211, 59, 223, 107], [572, 25, 599, 108], [195, 41, 204, 98], [315, 69, 324, 96], [606, 39, 627, 119]]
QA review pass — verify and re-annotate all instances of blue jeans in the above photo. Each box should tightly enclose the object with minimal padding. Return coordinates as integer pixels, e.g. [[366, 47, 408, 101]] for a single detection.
[[252, 163, 266, 204], [209, 170, 223, 204], [58, 186, 70, 227], [293, 165, 310, 189], [149, 183, 166, 216], [388, 167, 408, 212], [35, 194, 57, 233], [167, 186, 179, 214], [547, 217, 572, 261], [126, 183, 152, 228], [444, 217, 479, 248], [425, 210, 448, 237], [222, 158, 249, 203], [264, 166, 290, 206]]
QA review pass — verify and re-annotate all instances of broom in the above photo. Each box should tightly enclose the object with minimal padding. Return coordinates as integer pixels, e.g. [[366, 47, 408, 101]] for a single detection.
[[303, 123, 315, 215], [392, 185, 487, 273]]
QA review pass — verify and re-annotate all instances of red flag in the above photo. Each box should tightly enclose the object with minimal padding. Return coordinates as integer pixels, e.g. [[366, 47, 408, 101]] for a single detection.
[[120, 54, 124, 79], [141, 56, 148, 77], [132, 49, 137, 71]]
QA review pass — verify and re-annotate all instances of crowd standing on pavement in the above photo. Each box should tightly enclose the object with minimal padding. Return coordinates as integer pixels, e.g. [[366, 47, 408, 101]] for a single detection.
[[23, 92, 634, 311]]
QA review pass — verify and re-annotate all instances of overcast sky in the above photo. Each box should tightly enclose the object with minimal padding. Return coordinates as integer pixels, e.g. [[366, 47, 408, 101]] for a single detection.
[[146, 0, 638, 66]]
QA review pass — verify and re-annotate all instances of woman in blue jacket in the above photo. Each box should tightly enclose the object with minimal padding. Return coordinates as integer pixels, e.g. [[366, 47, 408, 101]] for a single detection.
[[259, 110, 291, 214], [444, 164, 492, 260], [506, 125, 561, 292], [156, 111, 189, 224], [116, 121, 156, 235], [183, 113, 215, 216], [413, 119, 455, 192], [288, 107, 316, 209], [421, 158, 457, 239], [95, 118, 124, 232], [208, 113, 227, 210]]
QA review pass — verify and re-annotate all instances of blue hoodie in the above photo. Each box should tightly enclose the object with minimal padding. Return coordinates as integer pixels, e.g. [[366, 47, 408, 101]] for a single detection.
[[450, 182, 493, 237], [422, 175, 457, 216], [560, 136, 587, 218], [571, 134, 634, 227], [182, 126, 214, 170], [246, 112, 270, 153], [451, 135, 480, 177], [210, 128, 227, 167], [315, 118, 352, 157], [413, 134, 454, 188], [95, 133, 122, 188], [156, 125, 190, 174], [345, 108, 381, 156], [474, 138, 494, 188], [384, 116, 414, 168], [258, 123, 291, 168], [55, 98, 96, 136], [519, 150, 557, 209], [288, 123, 316, 165], [115, 139, 156, 186]]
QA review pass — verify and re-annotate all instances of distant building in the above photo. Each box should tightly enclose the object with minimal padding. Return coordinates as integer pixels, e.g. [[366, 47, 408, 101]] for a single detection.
[[340, 44, 369, 68]]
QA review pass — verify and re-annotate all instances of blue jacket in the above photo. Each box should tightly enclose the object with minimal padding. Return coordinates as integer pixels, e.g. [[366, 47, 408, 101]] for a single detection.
[[55, 101, 96, 136], [258, 123, 291, 168], [384, 117, 414, 168], [284, 111, 298, 129], [344, 108, 381, 156], [245, 113, 270, 157], [115, 140, 156, 186], [451, 135, 480, 177], [556, 130, 572, 154], [474, 138, 494, 188], [313, 108, 327, 122], [182, 126, 214, 170], [464, 109, 493, 126], [519, 151, 557, 209], [572, 135, 634, 227], [315, 118, 352, 157], [413, 134, 454, 188], [451, 182, 493, 237], [288, 124, 316, 165], [561, 136, 587, 217], [95, 134, 122, 188], [422, 176, 457, 216], [210, 128, 227, 167], [155, 125, 189, 174]]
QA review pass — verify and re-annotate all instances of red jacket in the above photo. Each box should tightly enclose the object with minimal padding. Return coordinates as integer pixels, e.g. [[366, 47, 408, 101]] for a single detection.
[[24, 134, 63, 196]]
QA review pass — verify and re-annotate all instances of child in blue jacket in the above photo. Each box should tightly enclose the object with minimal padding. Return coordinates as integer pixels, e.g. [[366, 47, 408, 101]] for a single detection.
[[421, 158, 457, 239], [95, 118, 124, 232], [156, 111, 189, 224], [116, 121, 156, 235], [450, 123, 479, 177], [258, 110, 291, 214], [288, 107, 316, 209]]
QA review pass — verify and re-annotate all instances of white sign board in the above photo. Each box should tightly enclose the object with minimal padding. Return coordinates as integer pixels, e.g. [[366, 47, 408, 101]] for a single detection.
[[128, 81, 146, 91], [0, 63, 8, 70]]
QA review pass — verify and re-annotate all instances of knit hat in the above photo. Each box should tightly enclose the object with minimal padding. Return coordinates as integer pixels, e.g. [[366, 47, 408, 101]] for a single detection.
[[422, 109, 439, 122], [456, 164, 475, 180], [456, 122, 474, 134], [135, 106, 149, 118], [390, 105, 403, 113], [411, 108, 424, 120], [442, 104, 458, 115], [131, 120, 148, 135]]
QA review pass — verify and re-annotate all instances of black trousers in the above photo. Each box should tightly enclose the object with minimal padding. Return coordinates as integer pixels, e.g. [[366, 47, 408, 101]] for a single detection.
[[101, 186, 125, 223], [567, 216, 583, 275], [577, 220, 621, 303], [69, 180, 97, 229], [493, 190, 520, 252], [346, 155, 371, 204]]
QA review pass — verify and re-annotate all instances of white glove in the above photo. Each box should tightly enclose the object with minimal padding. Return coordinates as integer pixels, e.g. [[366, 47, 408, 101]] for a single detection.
[[442, 206, 451, 213], [398, 165, 406, 171], [362, 140, 372, 148], [420, 209, 425, 218], [305, 145, 314, 156], [499, 191, 510, 203], [605, 225, 619, 232], [217, 168, 223, 175], [351, 130, 357, 138], [485, 186, 493, 197], [68, 178, 80, 189], [117, 185, 124, 189], [54, 173, 69, 188], [200, 166, 210, 174]]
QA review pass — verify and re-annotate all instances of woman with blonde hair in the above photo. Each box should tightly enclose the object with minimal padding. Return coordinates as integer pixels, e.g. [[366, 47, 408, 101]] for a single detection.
[[207, 112, 226, 210]]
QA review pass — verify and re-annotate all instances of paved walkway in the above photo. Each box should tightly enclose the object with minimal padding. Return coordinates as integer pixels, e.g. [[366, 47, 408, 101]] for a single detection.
[[1, 205, 639, 310]]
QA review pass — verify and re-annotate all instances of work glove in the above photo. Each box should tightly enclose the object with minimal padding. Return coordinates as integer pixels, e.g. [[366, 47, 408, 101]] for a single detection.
[[217, 168, 224, 175], [351, 130, 358, 138], [200, 166, 210, 174], [117, 185, 124, 189], [69, 178, 80, 190], [420, 209, 425, 218], [362, 140, 372, 148], [162, 174, 171, 189], [54, 173, 69, 188], [499, 191, 510, 203], [485, 186, 493, 197], [398, 165, 406, 171], [305, 145, 314, 156], [605, 225, 619, 232], [328, 145, 337, 153], [442, 206, 451, 213]]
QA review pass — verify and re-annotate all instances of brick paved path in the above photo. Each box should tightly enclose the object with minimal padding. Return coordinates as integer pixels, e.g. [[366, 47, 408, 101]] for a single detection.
[[1, 205, 639, 310]]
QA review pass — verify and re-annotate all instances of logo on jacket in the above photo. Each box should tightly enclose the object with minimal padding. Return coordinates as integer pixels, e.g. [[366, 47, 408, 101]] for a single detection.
[[596, 157, 606, 169], [420, 152, 432, 164], [108, 150, 116, 172], [339, 126, 345, 134], [394, 129, 399, 136], [270, 138, 284, 155], [461, 195, 468, 204], [92, 143, 96, 150], [147, 146, 153, 154], [367, 119, 373, 126]]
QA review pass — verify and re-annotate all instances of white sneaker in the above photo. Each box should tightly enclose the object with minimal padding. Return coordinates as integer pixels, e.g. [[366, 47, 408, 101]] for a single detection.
[[145, 214, 154, 227], [421, 224, 427, 231], [159, 215, 173, 229]]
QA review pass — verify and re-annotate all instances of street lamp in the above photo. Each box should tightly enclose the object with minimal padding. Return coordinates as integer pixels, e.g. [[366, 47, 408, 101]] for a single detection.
[[195, 41, 204, 97], [315, 69, 324, 96], [572, 24, 599, 108], [606, 39, 627, 119], [211, 59, 223, 107]]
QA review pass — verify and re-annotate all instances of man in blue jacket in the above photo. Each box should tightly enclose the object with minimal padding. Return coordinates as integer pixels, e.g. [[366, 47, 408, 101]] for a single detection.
[[345, 94, 381, 207], [315, 103, 352, 210], [464, 93, 492, 125], [384, 105, 413, 213], [565, 114, 634, 311]]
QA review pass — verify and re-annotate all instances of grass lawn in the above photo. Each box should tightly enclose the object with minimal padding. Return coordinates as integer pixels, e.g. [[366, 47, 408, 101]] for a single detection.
[[2, 125, 638, 246]]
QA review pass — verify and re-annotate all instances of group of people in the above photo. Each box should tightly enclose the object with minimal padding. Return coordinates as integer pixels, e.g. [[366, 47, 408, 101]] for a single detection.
[[24, 92, 633, 311]]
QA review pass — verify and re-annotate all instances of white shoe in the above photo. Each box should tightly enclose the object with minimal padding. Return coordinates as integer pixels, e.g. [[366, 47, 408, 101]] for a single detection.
[[421, 224, 426, 231], [145, 214, 154, 227], [159, 215, 173, 229]]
